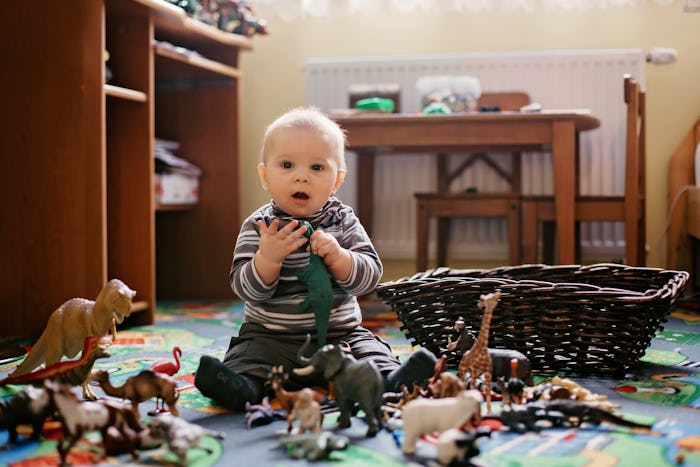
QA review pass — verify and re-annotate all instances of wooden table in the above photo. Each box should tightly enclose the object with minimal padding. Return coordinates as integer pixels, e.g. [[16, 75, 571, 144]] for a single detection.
[[333, 110, 600, 265]]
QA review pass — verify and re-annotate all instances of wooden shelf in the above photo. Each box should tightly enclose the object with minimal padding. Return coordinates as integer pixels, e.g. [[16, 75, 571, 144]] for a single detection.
[[151, 5, 253, 50], [131, 300, 150, 313], [154, 44, 241, 80], [3, 0, 251, 338], [105, 84, 148, 102], [156, 202, 197, 211]]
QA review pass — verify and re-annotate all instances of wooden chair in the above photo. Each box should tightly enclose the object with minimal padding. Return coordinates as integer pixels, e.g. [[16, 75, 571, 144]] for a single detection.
[[521, 74, 646, 266], [667, 116, 700, 273], [414, 92, 531, 271]]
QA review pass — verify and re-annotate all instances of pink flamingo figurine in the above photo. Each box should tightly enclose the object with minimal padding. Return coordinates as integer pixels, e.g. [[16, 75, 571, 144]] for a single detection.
[[150, 346, 181, 376]]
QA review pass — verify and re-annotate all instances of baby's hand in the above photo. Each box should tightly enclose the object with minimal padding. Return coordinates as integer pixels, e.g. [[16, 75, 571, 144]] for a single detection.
[[310, 229, 344, 266], [257, 219, 308, 265]]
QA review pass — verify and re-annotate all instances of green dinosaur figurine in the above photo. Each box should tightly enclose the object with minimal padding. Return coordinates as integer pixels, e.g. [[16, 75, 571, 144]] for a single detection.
[[296, 221, 333, 346]]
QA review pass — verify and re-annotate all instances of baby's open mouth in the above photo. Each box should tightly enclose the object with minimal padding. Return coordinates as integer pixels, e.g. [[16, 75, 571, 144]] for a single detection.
[[293, 192, 309, 200]]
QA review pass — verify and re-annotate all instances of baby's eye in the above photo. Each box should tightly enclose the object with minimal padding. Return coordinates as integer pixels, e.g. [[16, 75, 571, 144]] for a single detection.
[[311, 164, 323, 171], [281, 161, 293, 169]]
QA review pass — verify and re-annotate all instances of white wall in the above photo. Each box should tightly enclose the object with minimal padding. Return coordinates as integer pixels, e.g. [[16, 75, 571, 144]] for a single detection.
[[238, 2, 700, 270]]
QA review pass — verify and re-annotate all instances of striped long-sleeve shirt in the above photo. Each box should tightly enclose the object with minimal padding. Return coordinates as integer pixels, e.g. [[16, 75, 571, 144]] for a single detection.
[[230, 197, 383, 333]]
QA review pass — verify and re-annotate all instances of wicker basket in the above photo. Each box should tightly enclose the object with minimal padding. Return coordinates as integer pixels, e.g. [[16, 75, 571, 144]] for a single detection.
[[376, 264, 689, 376]]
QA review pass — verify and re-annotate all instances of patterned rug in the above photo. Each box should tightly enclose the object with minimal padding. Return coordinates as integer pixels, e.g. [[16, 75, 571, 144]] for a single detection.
[[0, 300, 699, 466]]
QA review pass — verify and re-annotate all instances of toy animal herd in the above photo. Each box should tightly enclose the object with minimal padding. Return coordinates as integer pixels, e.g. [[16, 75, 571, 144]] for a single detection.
[[0, 279, 212, 466], [0, 282, 654, 466]]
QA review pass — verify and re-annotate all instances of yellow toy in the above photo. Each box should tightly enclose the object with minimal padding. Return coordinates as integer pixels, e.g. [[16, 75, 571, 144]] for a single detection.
[[9, 279, 135, 377]]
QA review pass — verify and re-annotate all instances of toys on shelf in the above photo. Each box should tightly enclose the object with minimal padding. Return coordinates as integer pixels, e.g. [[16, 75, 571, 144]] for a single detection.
[[167, 0, 270, 37]]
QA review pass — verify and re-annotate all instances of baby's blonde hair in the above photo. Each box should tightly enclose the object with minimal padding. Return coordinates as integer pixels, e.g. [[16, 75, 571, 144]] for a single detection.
[[260, 107, 347, 170]]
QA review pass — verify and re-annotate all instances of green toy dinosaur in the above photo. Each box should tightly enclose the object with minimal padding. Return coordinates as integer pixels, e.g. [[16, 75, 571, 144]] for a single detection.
[[296, 221, 333, 346]]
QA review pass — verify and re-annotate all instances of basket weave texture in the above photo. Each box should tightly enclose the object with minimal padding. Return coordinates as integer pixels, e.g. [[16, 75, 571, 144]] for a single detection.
[[376, 264, 689, 376]]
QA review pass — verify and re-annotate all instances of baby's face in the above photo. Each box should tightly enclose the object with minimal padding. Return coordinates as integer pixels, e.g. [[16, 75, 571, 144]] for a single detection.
[[259, 126, 345, 217]]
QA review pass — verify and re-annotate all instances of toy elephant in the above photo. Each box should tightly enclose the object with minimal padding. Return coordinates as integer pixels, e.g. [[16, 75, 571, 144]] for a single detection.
[[294, 338, 384, 437]]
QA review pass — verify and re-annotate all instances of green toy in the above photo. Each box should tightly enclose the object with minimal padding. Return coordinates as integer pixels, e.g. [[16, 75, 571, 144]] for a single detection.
[[421, 101, 452, 114], [296, 221, 334, 346], [354, 97, 395, 113]]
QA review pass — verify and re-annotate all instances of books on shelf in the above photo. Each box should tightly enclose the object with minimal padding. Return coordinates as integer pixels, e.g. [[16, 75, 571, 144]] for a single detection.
[[154, 138, 201, 205]]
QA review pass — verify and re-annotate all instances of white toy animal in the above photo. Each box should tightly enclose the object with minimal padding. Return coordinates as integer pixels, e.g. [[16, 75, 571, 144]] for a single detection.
[[401, 389, 483, 455]]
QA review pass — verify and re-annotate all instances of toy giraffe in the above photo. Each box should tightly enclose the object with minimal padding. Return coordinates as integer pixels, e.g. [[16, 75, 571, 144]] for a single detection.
[[456, 291, 501, 412]]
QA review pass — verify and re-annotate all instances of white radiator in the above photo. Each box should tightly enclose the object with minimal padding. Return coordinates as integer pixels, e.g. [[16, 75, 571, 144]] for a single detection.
[[304, 49, 646, 261]]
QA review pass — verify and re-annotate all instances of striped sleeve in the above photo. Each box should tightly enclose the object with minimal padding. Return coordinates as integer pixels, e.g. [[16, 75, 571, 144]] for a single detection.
[[334, 211, 383, 296], [230, 213, 278, 302]]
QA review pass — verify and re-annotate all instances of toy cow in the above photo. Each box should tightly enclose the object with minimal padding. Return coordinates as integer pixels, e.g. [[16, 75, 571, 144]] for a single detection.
[[401, 389, 483, 455]]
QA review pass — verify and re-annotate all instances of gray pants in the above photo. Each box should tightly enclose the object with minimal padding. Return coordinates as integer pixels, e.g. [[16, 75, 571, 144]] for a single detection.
[[223, 322, 401, 387]]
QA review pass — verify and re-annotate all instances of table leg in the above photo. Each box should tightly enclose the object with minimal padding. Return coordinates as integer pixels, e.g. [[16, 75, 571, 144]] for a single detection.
[[551, 120, 576, 264], [356, 150, 376, 237]]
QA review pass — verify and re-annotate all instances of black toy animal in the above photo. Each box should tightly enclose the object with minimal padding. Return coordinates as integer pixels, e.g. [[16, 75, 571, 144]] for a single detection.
[[0, 386, 52, 446], [436, 425, 493, 467], [497, 399, 653, 434], [495, 404, 567, 433], [536, 399, 654, 429], [448, 323, 533, 385]]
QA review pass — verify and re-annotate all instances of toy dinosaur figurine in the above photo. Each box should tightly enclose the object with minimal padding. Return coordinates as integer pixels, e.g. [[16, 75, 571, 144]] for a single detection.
[[0, 335, 112, 400], [534, 399, 653, 430], [9, 278, 135, 378], [296, 221, 333, 346]]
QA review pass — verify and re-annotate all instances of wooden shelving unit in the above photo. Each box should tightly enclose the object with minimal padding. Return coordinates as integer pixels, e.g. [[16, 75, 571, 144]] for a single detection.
[[1, 1, 253, 338]]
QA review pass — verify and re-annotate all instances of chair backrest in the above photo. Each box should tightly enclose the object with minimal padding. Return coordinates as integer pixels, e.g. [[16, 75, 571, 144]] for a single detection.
[[477, 92, 530, 112], [624, 74, 645, 205], [622, 74, 646, 264]]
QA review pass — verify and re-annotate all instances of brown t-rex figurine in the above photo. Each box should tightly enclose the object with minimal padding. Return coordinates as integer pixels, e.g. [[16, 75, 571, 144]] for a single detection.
[[9, 279, 135, 378]]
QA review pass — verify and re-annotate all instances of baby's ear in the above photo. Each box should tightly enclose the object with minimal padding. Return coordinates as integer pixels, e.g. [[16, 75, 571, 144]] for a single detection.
[[332, 169, 346, 194], [257, 163, 269, 191]]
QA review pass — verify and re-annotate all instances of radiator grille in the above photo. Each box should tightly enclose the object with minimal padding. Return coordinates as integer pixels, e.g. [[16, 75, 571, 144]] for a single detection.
[[304, 49, 646, 261]]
